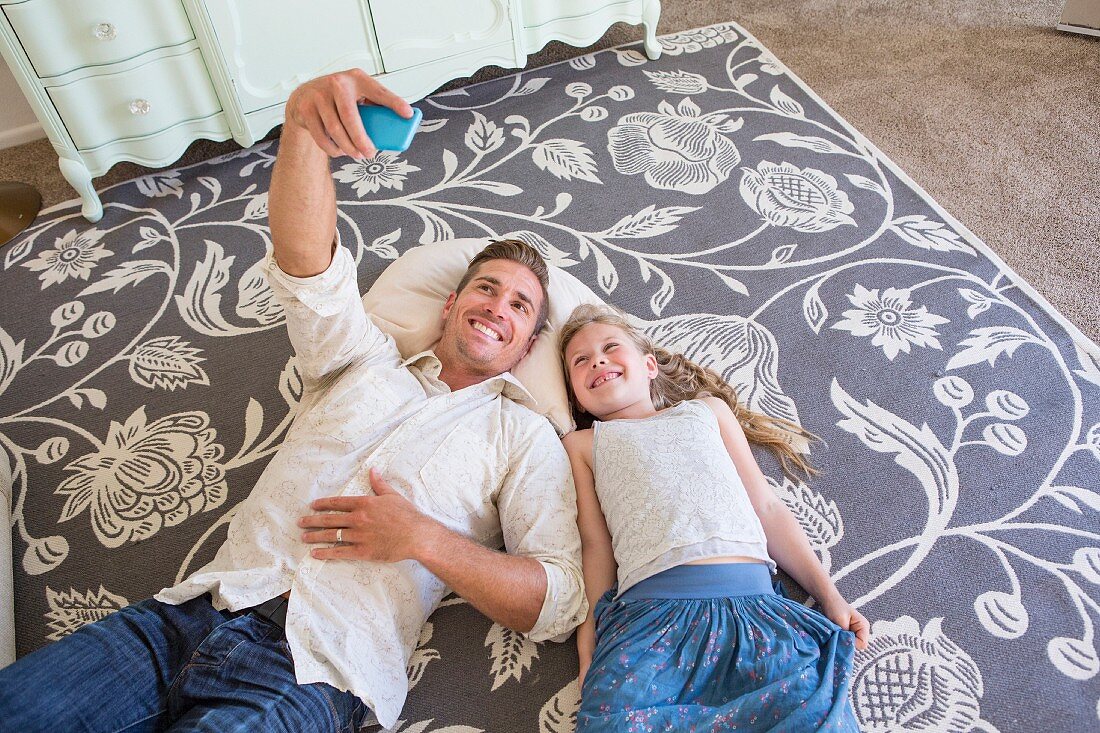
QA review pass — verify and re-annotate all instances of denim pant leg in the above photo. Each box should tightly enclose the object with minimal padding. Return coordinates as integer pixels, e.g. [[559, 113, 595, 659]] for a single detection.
[[0, 595, 231, 733], [165, 614, 366, 733]]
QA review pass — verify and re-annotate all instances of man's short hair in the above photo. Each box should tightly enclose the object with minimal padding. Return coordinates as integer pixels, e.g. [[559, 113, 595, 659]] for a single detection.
[[455, 239, 550, 334]]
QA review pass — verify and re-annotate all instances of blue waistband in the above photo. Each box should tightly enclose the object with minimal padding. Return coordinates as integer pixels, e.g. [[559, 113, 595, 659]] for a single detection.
[[618, 563, 775, 601]]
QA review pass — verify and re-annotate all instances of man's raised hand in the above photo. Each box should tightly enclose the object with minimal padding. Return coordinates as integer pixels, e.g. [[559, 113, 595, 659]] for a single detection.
[[284, 69, 414, 161]]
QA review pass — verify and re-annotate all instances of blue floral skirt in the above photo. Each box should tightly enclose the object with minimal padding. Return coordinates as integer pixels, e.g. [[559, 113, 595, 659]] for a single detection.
[[577, 563, 859, 732]]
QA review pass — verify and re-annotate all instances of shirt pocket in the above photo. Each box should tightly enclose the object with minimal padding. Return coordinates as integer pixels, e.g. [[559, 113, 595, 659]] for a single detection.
[[417, 425, 498, 530]]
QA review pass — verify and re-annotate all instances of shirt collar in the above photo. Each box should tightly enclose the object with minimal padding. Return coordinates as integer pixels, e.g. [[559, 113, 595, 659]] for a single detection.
[[402, 350, 542, 412]]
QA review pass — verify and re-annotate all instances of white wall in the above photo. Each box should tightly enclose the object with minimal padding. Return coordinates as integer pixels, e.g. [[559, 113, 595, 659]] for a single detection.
[[0, 57, 44, 149]]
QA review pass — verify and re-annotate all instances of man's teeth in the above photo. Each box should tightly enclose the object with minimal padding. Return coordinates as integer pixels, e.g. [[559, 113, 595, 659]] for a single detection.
[[472, 322, 501, 340], [592, 373, 621, 388]]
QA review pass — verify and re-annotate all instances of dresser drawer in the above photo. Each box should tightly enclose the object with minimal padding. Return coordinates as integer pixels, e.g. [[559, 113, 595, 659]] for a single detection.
[[47, 49, 222, 150], [200, 0, 383, 113], [4, 0, 194, 78], [521, 0, 635, 27], [369, 0, 511, 72]]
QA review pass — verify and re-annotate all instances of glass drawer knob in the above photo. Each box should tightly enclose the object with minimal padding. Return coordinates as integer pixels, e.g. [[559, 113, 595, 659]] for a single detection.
[[128, 99, 151, 116], [93, 22, 118, 41]]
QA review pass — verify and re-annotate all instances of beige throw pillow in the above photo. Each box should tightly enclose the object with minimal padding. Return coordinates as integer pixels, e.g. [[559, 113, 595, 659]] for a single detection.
[[361, 238, 604, 434]]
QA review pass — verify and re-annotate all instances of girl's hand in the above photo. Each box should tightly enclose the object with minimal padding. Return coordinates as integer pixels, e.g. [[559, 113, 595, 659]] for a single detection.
[[819, 597, 870, 650]]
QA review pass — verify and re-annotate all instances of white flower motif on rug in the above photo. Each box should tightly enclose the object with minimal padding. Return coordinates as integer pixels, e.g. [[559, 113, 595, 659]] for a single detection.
[[55, 407, 227, 547], [643, 313, 803, 425], [607, 97, 742, 194], [851, 616, 1000, 733], [334, 153, 420, 196], [739, 160, 856, 232], [832, 285, 949, 360], [21, 229, 112, 288]]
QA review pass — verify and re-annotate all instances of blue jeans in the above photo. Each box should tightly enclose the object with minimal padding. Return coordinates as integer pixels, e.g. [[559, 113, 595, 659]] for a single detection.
[[0, 595, 369, 732]]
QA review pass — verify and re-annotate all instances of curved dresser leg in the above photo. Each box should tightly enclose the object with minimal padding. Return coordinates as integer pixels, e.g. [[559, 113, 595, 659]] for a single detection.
[[58, 156, 103, 223], [642, 0, 662, 60]]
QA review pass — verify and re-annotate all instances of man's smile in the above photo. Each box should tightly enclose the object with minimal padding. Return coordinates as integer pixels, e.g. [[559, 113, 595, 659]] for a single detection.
[[469, 318, 503, 342]]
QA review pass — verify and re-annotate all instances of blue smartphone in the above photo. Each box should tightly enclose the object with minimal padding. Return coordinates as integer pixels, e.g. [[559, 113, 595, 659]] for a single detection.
[[357, 104, 423, 153]]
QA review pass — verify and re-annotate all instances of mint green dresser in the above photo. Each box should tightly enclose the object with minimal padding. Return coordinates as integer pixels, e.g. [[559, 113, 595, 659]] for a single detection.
[[0, 0, 661, 222]]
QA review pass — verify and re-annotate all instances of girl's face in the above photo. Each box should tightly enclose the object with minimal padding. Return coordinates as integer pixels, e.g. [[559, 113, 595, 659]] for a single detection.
[[564, 322, 659, 420]]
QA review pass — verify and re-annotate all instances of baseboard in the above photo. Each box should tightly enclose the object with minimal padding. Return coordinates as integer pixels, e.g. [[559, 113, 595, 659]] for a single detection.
[[1056, 22, 1100, 37], [0, 121, 45, 150]]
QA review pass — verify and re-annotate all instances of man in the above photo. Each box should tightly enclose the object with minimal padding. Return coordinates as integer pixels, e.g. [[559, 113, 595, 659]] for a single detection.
[[0, 70, 586, 732]]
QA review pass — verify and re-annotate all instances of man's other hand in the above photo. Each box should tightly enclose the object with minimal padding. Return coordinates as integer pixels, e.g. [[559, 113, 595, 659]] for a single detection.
[[284, 69, 414, 160], [299, 468, 433, 562]]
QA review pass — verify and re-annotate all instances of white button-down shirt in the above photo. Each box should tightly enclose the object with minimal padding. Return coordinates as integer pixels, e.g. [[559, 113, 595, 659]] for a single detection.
[[156, 246, 586, 728]]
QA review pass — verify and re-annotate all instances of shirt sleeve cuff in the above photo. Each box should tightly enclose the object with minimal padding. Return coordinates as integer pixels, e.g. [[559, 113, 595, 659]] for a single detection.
[[266, 241, 357, 318], [526, 558, 588, 642]]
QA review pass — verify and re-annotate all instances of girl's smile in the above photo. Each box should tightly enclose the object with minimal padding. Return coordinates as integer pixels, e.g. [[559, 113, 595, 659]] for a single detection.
[[589, 370, 622, 389]]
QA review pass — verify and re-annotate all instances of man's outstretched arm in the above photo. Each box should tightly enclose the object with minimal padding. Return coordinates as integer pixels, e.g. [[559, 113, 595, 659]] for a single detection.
[[269, 69, 413, 278]]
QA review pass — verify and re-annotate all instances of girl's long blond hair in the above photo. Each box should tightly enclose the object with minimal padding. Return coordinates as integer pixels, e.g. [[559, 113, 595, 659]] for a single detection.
[[559, 304, 817, 479]]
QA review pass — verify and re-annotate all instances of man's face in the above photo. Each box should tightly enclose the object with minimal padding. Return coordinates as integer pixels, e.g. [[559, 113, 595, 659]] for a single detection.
[[439, 259, 544, 378]]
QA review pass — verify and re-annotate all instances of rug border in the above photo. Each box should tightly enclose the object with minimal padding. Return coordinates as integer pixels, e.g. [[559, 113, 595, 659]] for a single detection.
[[35, 20, 1099, 353]]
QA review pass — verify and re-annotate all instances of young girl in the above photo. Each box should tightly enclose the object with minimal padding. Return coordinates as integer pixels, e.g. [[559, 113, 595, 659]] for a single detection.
[[559, 304, 867, 731]]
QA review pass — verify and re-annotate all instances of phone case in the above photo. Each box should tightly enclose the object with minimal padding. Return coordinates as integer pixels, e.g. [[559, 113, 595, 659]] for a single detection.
[[357, 105, 423, 152]]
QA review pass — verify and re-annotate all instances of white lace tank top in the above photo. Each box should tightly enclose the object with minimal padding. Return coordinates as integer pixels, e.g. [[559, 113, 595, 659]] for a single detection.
[[592, 399, 775, 596]]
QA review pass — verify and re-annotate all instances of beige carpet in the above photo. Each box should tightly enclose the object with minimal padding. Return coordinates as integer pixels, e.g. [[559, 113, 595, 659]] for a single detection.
[[2, 0, 1096, 342]]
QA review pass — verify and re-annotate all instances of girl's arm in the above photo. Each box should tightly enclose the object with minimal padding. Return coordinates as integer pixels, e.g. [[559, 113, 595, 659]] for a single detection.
[[701, 397, 869, 649], [562, 429, 618, 684]]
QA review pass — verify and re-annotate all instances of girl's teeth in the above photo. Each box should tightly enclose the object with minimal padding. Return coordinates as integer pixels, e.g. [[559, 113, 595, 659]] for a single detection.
[[594, 373, 620, 387]]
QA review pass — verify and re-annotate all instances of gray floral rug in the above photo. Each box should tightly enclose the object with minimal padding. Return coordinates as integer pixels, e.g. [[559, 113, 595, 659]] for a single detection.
[[2, 21, 1099, 732]]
